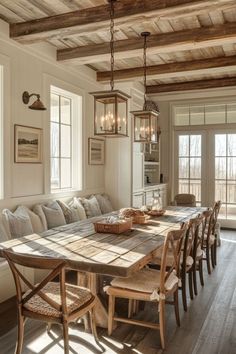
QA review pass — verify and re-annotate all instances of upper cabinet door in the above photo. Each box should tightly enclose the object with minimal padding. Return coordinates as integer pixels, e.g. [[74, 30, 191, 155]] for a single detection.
[[133, 143, 144, 192]]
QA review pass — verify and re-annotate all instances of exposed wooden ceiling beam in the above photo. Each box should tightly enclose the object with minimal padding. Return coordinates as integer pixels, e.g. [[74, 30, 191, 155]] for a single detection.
[[57, 22, 236, 64], [10, 0, 235, 44], [146, 77, 236, 94], [97, 55, 236, 82]]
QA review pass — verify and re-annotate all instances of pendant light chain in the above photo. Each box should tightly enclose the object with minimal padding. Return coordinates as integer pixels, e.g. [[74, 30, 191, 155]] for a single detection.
[[141, 32, 150, 110], [109, 0, 115, 91]]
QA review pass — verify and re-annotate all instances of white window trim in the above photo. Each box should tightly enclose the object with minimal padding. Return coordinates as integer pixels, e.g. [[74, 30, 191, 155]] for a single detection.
[[50, 85, 82, 193], [43, 74, 85, 197]]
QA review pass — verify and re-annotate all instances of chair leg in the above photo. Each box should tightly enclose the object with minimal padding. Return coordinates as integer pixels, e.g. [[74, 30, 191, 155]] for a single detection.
[[206, 246, 211, 274], [192, 264, 198, 296], [108, 295, 115, 336], [214, 240, 217, 266], [199, 259, 204, 287], [188, 270, 194, 300], [159, 300, 166, 350], [15, 313, 25, 354], [89, 308, 104, 352], [62, 322, 69, 354], [211, 245, 215, 269], [181, 269, 188, 311], [174, 289, 180, 327]]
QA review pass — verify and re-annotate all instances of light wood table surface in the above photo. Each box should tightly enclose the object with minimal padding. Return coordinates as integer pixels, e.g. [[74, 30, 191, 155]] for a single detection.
[[0, 206, 204, 328]]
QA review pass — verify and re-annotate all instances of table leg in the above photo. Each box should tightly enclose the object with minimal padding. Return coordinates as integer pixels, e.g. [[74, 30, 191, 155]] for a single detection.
[[77, 272, 108, 329]]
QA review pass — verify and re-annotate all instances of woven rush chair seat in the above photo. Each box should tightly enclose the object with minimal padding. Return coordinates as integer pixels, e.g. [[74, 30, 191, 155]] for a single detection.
[[24, 282, 93, 318], [153, 247, 194, 268], [105, 226, 187, 350], [203, 233, 215, 246], [3, 250, 101, 354], [108, 268, 179, 299]]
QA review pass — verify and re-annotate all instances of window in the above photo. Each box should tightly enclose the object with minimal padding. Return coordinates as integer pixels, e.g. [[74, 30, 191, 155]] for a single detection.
[[174, 102, 236, 126], [178, 134, 202, 204], [50, 86, 82, 192]]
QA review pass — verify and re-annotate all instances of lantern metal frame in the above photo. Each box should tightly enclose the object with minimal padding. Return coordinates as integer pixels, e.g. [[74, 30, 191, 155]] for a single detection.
[[90, 0, 130, 137], [131, 32, 160, 143]]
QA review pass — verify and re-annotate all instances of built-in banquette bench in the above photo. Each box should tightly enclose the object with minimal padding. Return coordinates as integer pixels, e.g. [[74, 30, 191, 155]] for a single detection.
[[0, 194, 114, 302]]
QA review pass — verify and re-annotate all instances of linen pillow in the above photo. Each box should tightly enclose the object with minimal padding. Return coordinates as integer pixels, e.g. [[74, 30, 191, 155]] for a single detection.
[[2, 206, 33, 238], [69, 198, 87, 220], [33, 204, 48, 230], [42, 201, 66, 229], [0, 222, 10, 242], [23, 206, 47, 234], [95, 194, 113, 214], [80, 195, 102, 218], [57, 200, 81, 224]]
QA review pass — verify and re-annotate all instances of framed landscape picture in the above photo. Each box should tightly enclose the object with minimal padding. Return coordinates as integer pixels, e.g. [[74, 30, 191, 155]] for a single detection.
[[88, 138, 105, 165], [14, 125, 42, 163]]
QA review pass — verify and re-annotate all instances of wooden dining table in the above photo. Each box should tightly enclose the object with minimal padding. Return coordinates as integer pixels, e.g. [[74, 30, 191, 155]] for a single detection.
[[0, 206, 204, 328]]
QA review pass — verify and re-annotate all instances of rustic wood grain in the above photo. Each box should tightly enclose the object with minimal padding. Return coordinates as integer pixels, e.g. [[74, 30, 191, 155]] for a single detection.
[[9, 1, 234, 43], [0, 207, 203, 278], [97, 55, 236, 82], [146, 76, 236, 94], [57, 22, 236, 64]]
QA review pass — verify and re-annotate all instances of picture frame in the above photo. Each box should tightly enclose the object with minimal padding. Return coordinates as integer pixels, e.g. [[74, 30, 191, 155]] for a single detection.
[[88, 138, 105, 165], [14, 125, 42, 163]]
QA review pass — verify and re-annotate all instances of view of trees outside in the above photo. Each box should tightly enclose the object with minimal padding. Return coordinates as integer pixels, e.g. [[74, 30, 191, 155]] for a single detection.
[[215, 134, 236, 219], [178, 135, 201, 203], [50, 93, 72, 190]]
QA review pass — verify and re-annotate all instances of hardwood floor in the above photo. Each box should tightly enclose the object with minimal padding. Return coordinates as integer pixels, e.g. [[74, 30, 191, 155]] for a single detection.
[[0, 230, 235, 354]]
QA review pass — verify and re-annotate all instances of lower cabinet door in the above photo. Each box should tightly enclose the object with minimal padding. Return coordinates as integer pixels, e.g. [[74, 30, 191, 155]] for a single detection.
[[132, 193, 144, 208]]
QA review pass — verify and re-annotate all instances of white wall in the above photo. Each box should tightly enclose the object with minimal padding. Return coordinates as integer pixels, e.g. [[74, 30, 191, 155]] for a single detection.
[[0, 19, 105, 211]]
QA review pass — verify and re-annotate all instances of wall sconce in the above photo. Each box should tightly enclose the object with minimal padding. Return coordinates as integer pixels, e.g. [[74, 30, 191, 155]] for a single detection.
[[22, 91, 47, 110]]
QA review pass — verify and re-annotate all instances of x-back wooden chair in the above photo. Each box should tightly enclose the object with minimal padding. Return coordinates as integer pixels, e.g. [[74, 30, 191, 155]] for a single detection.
[[105, 225, 187, 349], [3, 249, 100, 354]]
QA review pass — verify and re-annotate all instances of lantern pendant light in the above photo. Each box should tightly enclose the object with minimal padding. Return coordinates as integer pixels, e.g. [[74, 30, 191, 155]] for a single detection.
[[90, 0, 130, 137], [131, 32, 160, 143]]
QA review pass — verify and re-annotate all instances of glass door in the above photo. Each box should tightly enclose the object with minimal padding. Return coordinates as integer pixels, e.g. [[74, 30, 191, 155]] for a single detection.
[[175, 133, 205, 205], [214, 133, 236, 224]]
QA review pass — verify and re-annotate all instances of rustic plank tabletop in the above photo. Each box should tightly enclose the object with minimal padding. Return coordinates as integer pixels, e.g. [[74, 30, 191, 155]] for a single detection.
[[0, 206, 204, 278]]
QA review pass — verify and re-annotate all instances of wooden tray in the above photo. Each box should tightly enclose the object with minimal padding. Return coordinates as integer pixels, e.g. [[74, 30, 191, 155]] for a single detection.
[[94, 218, 132, 234]]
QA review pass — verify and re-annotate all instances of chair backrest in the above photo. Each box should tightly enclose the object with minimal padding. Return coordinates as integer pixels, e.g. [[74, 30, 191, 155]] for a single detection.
[[212, 200, 221, 235], [159, 224, 187, 293], [174, 194, 196, 207], [201, 209, 214, 246], [188, 215, 204, 259], [3, 249, 67, 316]]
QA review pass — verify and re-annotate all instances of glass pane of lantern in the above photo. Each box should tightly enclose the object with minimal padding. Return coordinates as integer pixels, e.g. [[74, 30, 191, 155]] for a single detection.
[[134, 115, 150, 142], [95, 100, 105, 135], [151, 114, 158, 142], [104, 100, 115, 134], [117, 99, 127, 135]]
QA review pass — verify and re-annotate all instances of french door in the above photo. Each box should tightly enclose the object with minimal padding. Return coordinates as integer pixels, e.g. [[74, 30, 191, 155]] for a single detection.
[[174, 129, 236, 227]]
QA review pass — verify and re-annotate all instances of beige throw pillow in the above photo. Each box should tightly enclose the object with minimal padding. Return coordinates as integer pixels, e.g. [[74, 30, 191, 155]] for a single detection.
[[42, 201, 66, 229], [57, 200, 81, 224], [95, 194, 113, 214], [23, 206, 47, 234], [70, 198, 87, 220], [33, 204, 48, 230], [2, 206, 33, 238], [80, 195, 102, 218]]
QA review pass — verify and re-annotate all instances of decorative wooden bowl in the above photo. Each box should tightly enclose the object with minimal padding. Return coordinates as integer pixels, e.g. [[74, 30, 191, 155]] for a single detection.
[[146, 209, 166, 217]]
